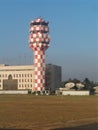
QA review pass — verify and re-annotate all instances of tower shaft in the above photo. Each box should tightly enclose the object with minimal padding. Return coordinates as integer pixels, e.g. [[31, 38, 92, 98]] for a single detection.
[[34, 48, 45, 91], [30, 43, 49, 91]]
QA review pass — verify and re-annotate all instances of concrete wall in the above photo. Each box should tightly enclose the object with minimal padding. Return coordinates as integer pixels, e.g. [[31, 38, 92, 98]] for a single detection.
[[0, 90, 28, 94], [62, 91, 89, 96]]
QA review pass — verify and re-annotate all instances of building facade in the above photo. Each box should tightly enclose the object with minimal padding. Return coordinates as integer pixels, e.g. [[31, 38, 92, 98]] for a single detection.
[[0, 64, 61, 92], [0, 64, 34, 91], [45, 64, 62, 91]]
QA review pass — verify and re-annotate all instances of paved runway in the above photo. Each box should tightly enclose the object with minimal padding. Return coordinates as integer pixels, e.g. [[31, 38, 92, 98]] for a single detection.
[[51, 123, 98, 130]]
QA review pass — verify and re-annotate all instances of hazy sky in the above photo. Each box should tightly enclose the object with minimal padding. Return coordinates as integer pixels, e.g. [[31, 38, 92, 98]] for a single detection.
[[0, 0, 97, 82]]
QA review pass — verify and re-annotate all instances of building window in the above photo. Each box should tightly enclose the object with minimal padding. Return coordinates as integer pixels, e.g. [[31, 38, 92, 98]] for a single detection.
[[8, 75, 12, 80], [19, 79, 21, 82], [16, 74, 18, 77]]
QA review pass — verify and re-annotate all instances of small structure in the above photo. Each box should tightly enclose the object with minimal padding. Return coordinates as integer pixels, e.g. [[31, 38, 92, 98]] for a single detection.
[[94, 86, 98, 95], [65, 82, 75, 90], [76, 83, 85, 90], [57, 82, 89, 96], [62, 90, 89, 96]]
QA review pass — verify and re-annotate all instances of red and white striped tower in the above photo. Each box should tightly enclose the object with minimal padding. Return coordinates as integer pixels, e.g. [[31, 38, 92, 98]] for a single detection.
[[29, 18, 50, 92]]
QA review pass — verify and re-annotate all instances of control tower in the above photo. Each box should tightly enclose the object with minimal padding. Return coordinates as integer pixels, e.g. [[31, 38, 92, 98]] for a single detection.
[[29, 18, 50, 92]]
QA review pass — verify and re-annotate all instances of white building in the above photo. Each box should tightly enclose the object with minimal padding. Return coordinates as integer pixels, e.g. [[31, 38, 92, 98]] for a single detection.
[[62, 91, 90, 96], [0, 64, 34, 92], [0, 64, 62, 93]]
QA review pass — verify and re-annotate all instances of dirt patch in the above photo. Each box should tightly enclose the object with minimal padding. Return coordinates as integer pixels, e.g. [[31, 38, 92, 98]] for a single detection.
[[0, 95, 98, 130]]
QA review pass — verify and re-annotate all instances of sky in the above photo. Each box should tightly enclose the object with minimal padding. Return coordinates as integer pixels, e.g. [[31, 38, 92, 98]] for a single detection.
[[0, 0, 97, 82]]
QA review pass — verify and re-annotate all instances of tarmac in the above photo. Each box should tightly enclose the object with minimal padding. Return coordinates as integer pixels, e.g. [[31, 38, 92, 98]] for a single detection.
[[51, 123, 98, 130]]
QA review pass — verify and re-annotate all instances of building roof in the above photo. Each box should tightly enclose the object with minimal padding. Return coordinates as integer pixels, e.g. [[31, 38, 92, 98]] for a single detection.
[[0, 65, 34, 71]]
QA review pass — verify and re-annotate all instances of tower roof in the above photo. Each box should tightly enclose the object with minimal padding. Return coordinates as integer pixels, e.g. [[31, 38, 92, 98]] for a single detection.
[[30, 18, 48, 25]]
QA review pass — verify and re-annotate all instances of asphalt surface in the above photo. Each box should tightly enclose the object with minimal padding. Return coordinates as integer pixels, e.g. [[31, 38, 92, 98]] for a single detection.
[[51, 123, 98, 130]]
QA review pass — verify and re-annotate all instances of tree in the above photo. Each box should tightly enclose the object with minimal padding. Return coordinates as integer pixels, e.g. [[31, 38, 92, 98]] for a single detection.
[[83, 78, 95, 94]]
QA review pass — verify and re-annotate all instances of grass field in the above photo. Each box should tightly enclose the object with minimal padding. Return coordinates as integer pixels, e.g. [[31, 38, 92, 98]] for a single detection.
[[0, 95, 98, 130]]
